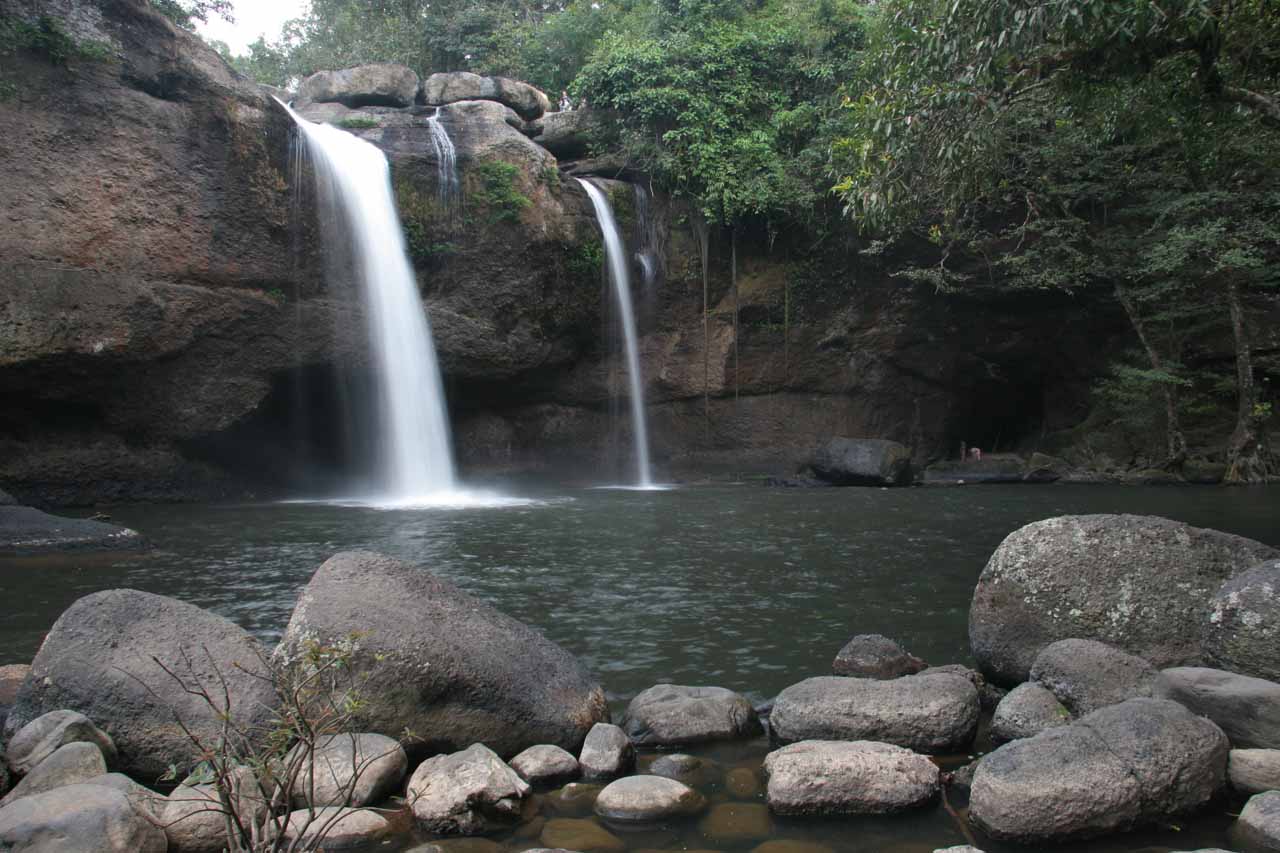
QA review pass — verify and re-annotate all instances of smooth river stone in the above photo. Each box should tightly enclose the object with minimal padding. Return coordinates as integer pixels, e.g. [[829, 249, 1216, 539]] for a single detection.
[[0, 783, 166, 853], [578, 723, 634, 781], [544, 782, 603, 816], [512, 744, 581, 787], [0, 741, 106, 807], [5, 709, 116, 776], [407, 743, 530, 835], [1029, 638, 1157, 715], [1229, 748, 1280, 795], [594, 775, 707, 823], [832, 634, 926, 679], [287, 732, 407, 808], [763, 740, 940, 815], [283, 807, 391, 849], [990, 683, 1071, 744], [621, 684, 763, 746]]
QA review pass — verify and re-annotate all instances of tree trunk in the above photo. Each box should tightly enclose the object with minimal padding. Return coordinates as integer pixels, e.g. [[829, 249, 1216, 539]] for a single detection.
[[1224, 279, 1270, 483], [1114, 282, 1188, 469]]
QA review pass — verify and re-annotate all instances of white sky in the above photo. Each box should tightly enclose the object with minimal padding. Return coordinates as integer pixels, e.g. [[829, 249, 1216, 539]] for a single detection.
[[196, 0, 310, 55]]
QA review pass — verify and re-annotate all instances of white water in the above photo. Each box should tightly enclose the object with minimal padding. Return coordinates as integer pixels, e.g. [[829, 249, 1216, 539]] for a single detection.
[[427, 111, 459, 208], [577, 178, 655, 489], [280, 100, 466, 506]]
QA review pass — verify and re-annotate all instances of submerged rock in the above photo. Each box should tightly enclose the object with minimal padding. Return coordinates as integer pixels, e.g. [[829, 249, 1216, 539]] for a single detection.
[[543, 782, 603, 817], [296, 63, 419, 108], [807, 438, 912, 486], [1029, 638, 1157, 715], [1154, 666, 1280, 749], [1229, 749, 1280, 795], [286, 732, 407, 808], [276, 551, 608, 759], [969, 698, 1227, 843], [968, 514, 1276, 683], [406, 743, 530, 835], [990, 682, 1071, 744], [831, 634, 927, 679], [1204, 559, 1280, 682], [593, 775, 707, 823], [4, 590, 275, 782], [511, 744, 581, 788], [621, 684, 762, 746], [540, 817, 624, 852], [1234, 790, 1280, 852], [698, 802, 773, 843], [5, 709, 116, 776], [763, 740, 940, 815], [649, 754, 718, 787], [578, 723, 634, 781], [0, 741, 107, 807], [0, 783, 166, 852], [770, 672, 979, 753], [0, 506, 145, 556]]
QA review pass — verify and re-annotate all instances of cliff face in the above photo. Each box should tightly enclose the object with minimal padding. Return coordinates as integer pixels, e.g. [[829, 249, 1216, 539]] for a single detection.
[[0, 0, 1207, 504]]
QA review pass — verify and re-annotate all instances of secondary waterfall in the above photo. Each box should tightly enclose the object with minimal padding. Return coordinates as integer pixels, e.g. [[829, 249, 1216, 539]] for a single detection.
[[281, 101, 458, 503], [577, 178, 654, 488], [427, 111, 460, 208]]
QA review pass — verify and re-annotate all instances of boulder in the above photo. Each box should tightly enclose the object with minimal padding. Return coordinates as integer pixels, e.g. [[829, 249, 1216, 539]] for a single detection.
[[1154, 667, 1280, 749], [0, 664, 29, 733], [807, 438, 912, 486], [283, 806, 391, 849], [578, 723, 634, 781], [1204, 559, 1280, 682], [621, 684, 762, 746], [406, 743, 530, 835], [540, 818, 624, 852], [296, 63, 419, 108], [84, 772, 166, 822], [4, 590, 276, 782], [1229, 749, 1280, 795], [1029, 638, 1157, 715], [543, 782, 602, 817], [1235, 790, 1280, 852], [832, 634, 927, 679], [0, 783, 166, 852], [511, 744, 580, 787], [0, 741, 107, 807], [770, 672, 979, 753], [276, 552, 607, 759], [969, 514, 1277, 683], [593, 775, 707, 823], [162, 767, 264, 853], [286, 732, 407, 808], [421, 71, 551, 120], [5, 709, 116, 776], [725, 766, 761, 798], [0, 506, 145, 556], [528, 109, 597, 159], [763, 740, 940, 815], [969, 698, 1228, 843], [990, 682, 1071, 743]]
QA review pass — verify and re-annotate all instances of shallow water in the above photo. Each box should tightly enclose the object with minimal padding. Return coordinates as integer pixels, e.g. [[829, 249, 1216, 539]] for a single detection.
[[2, 483, 1276, 851]]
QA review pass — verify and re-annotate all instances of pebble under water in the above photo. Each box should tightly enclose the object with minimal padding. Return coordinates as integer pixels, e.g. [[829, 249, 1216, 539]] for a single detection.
[[3, 483, 1277, 852]]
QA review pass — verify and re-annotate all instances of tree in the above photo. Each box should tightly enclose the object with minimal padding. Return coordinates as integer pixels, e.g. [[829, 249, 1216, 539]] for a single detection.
[[150, 0, 234, 30]]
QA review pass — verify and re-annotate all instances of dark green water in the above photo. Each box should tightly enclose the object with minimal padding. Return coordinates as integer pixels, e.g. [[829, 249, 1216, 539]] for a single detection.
[[2, 483, 1276, 852]]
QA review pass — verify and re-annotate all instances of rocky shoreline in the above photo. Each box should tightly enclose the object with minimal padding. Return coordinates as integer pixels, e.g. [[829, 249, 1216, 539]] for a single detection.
[[2, 512, 1279, 851]]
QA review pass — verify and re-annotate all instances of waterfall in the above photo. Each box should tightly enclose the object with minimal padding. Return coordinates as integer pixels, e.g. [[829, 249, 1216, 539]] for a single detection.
[[427, 110, 460, 208], [577, 178, 654, 488], [632, 184, 663, 289], [279, 100, 458, 504]]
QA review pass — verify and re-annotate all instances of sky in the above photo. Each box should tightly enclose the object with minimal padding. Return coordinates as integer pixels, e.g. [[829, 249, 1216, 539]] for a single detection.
[[196, 0, 310, 55]]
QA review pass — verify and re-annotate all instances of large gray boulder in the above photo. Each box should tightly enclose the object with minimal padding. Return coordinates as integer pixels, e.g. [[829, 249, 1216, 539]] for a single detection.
[[296, 63, 419, 108], [969, 698, 1228, 843], [620, 684, 762, 746], [0, 506, 145, 556], [1204, 559, 1280, 682], [406, 743, 530, 835], [421, 71, 551, 120], [286, 732, 407, 808], [1029, 638, 1157, 715], [770, 672, 979, 753], [989, 682, 1070, 744], [4, 590, 275, 782], [1235, 790, 1280, 852], [275, 551, 608, 759], [5, 709, 116, 776], [969, 514, 1277, 683], [0, 741, 107, 807], [593, 775, 707, 824], [807, 438, 912, 486], [1229, 749, 1280, 795], [0, 783, 166, 852], [832, 634, 926, 679], [1155, 667, 1280, 749], [763, 740, 940, 815]]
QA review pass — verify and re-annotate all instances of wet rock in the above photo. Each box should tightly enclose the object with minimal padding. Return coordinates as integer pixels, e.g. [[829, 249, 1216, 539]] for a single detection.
[[770, 672, 979, 753], [763, 740, 940, 815], [578, 723, 634, 781], [512, 744, 581, 787], [421, 71, 551, 120], [990, 683, 1070, 744], [649, 754, 718, 787], [540, 817, 624, 852], [807, 438, 912, 486], [621, 685, 762, 746], [1030, 638, 1157, 715], [969, 514, 1276, 683], [544, 783, 603, 816], [286, 732, 407, 808], [0, 664, 29, 731], [283, 806, 392, 849], [725, 767, 761, 798], [968, 698, 1228, 843], [831, 634, 927, 679], [5, 709, 116, 776], [4, 590, 275, 782], [1204, 559, 1280, 682], [0, 782, 166, 852], [84, 772, 166, 822], [0, 506, 145, 557], [594, 775, 707, 823], [407, 743, 530, 835], [296, 63, 419, 108], [277, 552, 607, 759], [1234, 790, 1280, 852], [698, 802, 772, 843], [1229, 749, 1280, 795], [162, 767, 264, 853], [0, 741, 107, 807], [1154, 667, 1280, 749]]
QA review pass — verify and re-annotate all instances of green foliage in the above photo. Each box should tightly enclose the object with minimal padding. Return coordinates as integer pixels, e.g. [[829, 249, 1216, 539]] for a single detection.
[[337, 115, 379, 129], [567, 238, 605, 282], [469, 159, 532, 224], [394, 178, 457, 264], [149, 0, 232, 30], [0, 14, 113, 66]]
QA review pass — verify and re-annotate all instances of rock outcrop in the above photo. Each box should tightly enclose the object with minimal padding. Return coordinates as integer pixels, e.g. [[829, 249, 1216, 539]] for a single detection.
[[0, 506, 144, 556], [296, 63, 419, 108], [420, 71, 551, 120], [807, 438, 912, 486]]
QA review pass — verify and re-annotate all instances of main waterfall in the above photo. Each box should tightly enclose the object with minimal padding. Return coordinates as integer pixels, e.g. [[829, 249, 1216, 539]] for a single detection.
[[577, 178, 655, 489], [282, 102, 459, 505]]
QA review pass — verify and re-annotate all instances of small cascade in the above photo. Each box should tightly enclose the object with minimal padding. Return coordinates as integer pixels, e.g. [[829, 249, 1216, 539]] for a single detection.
[[278, 99, 459, 504], [632, 184, 663, 289], [577, 178, 654, 489], [426, 109, 460, 209]]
